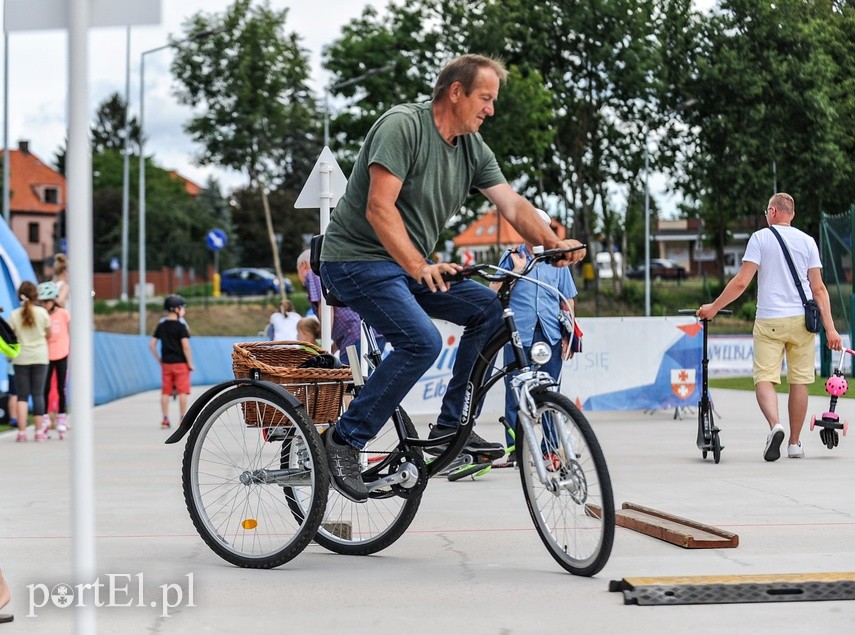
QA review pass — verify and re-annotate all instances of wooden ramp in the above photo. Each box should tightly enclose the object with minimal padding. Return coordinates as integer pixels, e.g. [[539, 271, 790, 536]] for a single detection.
[[588, 502, 738, 549]]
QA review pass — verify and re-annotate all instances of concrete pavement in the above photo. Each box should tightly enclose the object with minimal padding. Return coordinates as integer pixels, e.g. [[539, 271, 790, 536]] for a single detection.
[[1, 386, 854, 633]]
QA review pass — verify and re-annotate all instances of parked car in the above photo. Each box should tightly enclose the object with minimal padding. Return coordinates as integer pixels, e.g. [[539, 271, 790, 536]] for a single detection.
[[626, 258, 687, 281], [220, 268, 283, 296]]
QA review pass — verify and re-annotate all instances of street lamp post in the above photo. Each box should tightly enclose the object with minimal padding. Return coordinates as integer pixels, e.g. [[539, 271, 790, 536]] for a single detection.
[[643, 136, 651, 317], [323, 63, 393, 148], [121, 26, 131, 302], [138, 29, 220, 335], [642, 99, 697, 318]]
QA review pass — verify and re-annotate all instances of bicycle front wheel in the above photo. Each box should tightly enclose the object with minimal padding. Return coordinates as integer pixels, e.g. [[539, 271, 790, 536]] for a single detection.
[[182, 384, 328, 569], [518, 391, 614, 576]]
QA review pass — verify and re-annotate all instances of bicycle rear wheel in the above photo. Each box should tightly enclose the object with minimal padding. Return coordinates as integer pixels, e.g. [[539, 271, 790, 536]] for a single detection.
[[288, 408, 424, 555], [518, 391, 614, 576], [182, 384, 328, 569]]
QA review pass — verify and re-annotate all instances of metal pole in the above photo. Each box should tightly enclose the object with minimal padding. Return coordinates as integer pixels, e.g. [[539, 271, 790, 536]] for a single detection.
[[772, 159, 777, 195], [68, 0, 97, 631], [137, 32, 220, 333], [138, 52, 147, 335], [323, 89, 329, 148], [319, 162, 332, 350], [121, 26, 131, 302], [643, 138, 651, 317], [3, 32, 10, 224]]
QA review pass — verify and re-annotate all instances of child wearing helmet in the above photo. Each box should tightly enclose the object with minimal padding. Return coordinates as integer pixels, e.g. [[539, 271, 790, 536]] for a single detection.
[[38, 281, 70, 439], [148, 295, 194, 429]]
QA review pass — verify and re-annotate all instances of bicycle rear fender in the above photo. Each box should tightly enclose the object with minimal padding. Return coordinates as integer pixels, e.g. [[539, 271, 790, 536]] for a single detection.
[[163, 379, 304, 445]]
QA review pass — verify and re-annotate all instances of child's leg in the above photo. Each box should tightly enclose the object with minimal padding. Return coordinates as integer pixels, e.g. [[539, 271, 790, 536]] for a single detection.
[[160, 392, 170, 419], [178, 394, 188, 421], [16, 400, 27, 431]]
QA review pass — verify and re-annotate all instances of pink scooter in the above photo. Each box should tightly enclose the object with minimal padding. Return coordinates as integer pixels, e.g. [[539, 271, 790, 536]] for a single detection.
[[810, 348, 853, 449]]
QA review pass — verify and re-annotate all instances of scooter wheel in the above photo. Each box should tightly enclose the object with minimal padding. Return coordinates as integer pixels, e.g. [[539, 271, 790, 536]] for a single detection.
[[701, 449, 708, 460], [810, 415, 816, 432], [447, 463, 489, 482], [713, 433, 722, 464]]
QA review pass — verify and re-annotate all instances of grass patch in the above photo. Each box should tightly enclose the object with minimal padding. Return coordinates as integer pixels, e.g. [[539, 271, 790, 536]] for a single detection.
[[709, 375, 851, 399]]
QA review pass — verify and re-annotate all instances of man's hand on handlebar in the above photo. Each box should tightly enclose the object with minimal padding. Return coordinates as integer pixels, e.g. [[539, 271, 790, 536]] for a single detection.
[[551, 240, 587, 267], [697, 304, 718, 320], [415, 262, 462, 293]]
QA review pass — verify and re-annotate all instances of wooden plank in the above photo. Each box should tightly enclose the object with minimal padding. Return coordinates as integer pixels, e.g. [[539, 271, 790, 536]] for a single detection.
[[617, 502, 738, 549]]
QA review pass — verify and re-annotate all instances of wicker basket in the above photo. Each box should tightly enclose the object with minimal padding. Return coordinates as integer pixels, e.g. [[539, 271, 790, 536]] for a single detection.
[[232, 341, 353, 424]]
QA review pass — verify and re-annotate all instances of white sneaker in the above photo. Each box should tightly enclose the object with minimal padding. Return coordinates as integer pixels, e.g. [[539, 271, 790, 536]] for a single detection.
[[764, 423, 785, 462], [787, 442, 804, 458]]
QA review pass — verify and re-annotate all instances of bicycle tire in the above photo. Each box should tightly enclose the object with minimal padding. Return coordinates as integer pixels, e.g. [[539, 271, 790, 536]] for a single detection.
[[447, 462, 491, 482], [295, 408, 423, 556], [518, 391, 615, 576], [182, 384, 328, 569]]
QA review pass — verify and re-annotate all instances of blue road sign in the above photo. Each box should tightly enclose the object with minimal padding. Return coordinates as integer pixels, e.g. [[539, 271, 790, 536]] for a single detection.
[[109, 257, 120, 271], [206, 228, 228, 251]]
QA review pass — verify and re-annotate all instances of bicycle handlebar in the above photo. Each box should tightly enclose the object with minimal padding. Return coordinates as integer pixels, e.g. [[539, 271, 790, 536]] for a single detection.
[[677, 308, 733, 317], [442, 245, 586, 283]]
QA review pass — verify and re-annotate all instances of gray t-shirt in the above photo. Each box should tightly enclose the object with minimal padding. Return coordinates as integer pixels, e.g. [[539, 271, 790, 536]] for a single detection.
[[322, 102, 506, 262]]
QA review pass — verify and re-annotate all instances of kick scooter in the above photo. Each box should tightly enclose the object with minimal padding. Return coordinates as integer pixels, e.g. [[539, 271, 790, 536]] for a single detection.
[[810, 348, 853, 449], [678, 308, 732, 463]]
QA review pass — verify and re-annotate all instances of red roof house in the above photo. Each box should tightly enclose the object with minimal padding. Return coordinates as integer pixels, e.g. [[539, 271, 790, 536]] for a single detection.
[[452, 207, 566, 263], [1, 140, 65, 271]]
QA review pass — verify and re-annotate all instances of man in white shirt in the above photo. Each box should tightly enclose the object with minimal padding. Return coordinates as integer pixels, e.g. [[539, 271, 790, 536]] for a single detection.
[[698, 192, 842, 461]]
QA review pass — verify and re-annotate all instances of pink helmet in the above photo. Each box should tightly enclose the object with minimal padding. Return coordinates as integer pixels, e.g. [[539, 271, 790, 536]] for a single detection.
[[825, 375, 848, 398]]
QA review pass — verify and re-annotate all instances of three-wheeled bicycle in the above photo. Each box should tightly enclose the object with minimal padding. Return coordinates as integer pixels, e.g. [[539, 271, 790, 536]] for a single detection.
[[166, 247, 615, 576]]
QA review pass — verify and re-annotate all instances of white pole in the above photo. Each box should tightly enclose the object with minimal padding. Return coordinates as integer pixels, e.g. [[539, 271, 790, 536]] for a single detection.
[[319, 160, 332, 351], [323, 90, 329, 148], [138, 52, 147, 335], [3, 32, 9, 223], [68, 0, 97, 631], [643, 137, 651, 318], [120, 26, 131, 302]]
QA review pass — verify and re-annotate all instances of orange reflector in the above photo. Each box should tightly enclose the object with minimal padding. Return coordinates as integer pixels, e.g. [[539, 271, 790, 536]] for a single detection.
[[242, 519, 258, 530]]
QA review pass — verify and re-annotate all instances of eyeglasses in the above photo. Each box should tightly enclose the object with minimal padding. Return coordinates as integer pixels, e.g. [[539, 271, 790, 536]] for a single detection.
[[764, 207, 774, 216]]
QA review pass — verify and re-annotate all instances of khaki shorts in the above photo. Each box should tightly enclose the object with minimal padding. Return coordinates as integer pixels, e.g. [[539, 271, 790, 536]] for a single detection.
[[753, 316, 815, 385]]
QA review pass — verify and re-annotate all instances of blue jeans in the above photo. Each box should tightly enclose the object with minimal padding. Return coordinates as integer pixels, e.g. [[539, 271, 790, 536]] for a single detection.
[[502, 323, 563, 448], [321, 260, 503, 449]]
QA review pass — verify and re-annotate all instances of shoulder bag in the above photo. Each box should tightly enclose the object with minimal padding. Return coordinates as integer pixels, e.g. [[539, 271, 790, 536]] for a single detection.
[[768, 226, 821, 333]]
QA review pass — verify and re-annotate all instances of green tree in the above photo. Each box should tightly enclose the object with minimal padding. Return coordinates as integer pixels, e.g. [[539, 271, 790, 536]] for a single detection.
[[674, 0, 855, 280], [91, 150, 211, 274], [324, 1, 665, 254], [230, 184, 319, 272], [171, 0, 318, 299], [54, 92, 142, 173]]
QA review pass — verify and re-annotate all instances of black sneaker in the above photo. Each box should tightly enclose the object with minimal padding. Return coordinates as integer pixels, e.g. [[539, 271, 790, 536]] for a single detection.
[[324, 425, 368, 503], [426, 425, 505, 460]]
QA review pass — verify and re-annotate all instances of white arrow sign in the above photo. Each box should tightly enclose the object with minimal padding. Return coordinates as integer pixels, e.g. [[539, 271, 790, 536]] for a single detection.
[[295, 146, 349, 211]]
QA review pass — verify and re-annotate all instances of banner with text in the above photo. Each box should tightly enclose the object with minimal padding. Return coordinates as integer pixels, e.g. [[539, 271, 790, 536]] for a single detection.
[[400, 317, 703, 414]]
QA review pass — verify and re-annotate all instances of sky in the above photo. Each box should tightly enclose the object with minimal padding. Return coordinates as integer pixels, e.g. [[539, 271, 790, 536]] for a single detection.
[[1, 0, 717, 206], [1, 0, 387, 193]]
